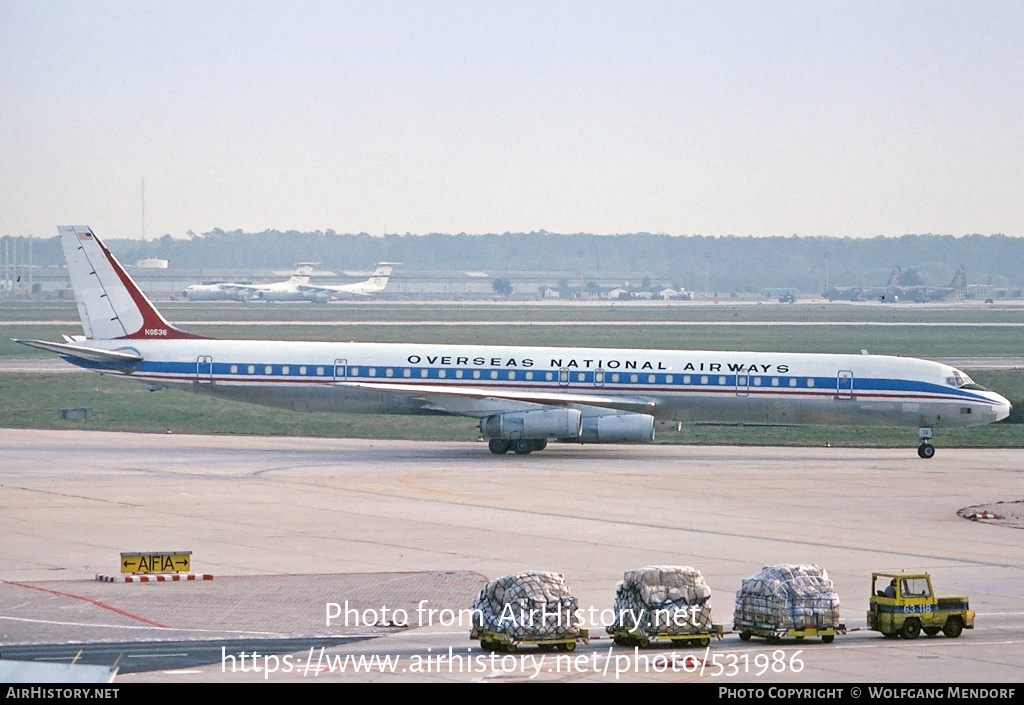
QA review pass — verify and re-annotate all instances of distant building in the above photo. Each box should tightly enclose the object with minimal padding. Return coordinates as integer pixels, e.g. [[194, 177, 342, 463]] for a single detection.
[[136, 257, 169, 269]]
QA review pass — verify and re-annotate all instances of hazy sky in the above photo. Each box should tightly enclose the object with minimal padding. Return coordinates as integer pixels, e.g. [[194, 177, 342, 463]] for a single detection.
[[2, 1, 1022, 239]]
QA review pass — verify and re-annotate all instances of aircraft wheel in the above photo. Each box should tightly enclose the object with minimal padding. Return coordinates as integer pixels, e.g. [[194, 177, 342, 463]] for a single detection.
[[822, 634, 834, 644], [918, 443, 935, 459], [513, 439, 533, 455], [923, 627, 941, 637], [488, 439, 511, 455], [738, 631, 751, 642], [943, 617, 964, 638]]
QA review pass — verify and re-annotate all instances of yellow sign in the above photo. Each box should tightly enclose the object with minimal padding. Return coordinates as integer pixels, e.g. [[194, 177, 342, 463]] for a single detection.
[[121, 551, 191, 574]]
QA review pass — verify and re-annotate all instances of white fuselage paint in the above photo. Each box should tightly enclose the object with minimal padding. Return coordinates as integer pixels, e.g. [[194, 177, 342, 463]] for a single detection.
[[75, 338, 1011, 428]]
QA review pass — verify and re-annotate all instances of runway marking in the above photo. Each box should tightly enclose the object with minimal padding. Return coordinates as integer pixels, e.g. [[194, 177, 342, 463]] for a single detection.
[[1, 579, 169, 628], [128, 653, 190, 658]]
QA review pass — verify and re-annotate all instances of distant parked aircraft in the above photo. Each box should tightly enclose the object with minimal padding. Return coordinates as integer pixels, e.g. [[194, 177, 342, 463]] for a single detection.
[[183, 264, 315, 302], [823, 266, 967, 303], [258, 263, 397, 302]]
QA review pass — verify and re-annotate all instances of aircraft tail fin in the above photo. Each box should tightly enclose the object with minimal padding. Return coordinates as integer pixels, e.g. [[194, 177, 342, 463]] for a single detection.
[[58, 226, 203, 341], [365, 263, 395, 292], [950, 265, 966, 289], [287, 263, 315, 287]]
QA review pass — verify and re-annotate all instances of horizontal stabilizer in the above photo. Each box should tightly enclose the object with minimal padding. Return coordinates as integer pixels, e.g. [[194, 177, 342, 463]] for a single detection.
[[343, 381, 657, 413], [13, 339, 142, 371]]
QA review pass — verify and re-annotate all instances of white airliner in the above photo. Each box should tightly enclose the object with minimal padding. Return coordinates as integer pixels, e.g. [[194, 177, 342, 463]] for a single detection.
[[17, 227, 1011, 458], [183, 264, 315, 302], [259, 262, 397, 302]]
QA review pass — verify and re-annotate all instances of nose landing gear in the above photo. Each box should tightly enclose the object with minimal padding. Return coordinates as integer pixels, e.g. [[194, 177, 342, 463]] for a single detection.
[[917, 427, 935, 459]]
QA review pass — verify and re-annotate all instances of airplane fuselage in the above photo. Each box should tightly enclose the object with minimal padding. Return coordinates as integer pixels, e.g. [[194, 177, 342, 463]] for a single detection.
[[68, 338, 1009, 430]]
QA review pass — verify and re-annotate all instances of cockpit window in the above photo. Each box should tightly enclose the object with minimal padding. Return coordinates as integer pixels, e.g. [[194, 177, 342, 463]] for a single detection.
[[947, 369, 988, 391]]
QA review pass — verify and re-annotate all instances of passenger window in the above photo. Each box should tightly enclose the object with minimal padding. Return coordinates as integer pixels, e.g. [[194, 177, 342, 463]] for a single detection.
[[316, 367, 325, 376], [264, 365, 273, 375], [403, 369, 411, 378], [439, 370, 447, 378], [718, 376, 726, 385], [230, 365, 238, 374], [247, 365, 255, 374], [491, 371, 499, 380], [385, 368, 394, 377], [420, 369, 428, 378], [282, 366, 289, 375], [368, 368, 376, 377], [508, 371, 516, 380], [789, 378, 797, 387], [301, 365, 309, 375], [456, 370, 464, 378], [807, 378, 815, 387]]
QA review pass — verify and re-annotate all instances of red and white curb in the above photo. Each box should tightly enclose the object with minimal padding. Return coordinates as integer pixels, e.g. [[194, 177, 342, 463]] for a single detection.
[[95, 573, 213, 583], [964, 511, 1002, 520]]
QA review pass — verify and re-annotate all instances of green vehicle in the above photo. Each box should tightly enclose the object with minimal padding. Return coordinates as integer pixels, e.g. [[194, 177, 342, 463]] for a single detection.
[[867, 572, 975, 639]]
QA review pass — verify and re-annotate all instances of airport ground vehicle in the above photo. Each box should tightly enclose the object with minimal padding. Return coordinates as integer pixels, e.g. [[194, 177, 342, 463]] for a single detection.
[[867, 572, 974, 639]]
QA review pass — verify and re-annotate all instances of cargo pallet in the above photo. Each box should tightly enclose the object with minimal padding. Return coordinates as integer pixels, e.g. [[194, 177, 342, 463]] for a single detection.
[[610, 623, 723, 648], [735, 622, 845, 644], [474, 628, 590, 653]]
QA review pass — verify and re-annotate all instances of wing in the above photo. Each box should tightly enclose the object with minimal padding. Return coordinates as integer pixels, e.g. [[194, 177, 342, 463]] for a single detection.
[[342, 380, 656, 416]]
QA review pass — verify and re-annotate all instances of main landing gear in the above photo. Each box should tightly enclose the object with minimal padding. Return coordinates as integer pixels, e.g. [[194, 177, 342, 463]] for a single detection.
[[917, 427, 935, 459], [488, 438, 548, 455]]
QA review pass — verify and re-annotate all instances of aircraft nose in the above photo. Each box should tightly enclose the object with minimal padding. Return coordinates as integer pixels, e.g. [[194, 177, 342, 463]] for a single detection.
[[993, 394, 1012, 422]]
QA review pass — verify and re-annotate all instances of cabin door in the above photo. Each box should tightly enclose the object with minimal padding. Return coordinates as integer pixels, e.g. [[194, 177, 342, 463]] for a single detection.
[[837, 370, 854, 399], [196, 356, 213, 384], [734, 373, 750, 397], [334, 359, 348, 382]]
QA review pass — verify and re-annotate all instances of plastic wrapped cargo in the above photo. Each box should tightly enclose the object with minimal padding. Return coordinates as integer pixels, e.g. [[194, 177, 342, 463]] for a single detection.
[[733, 564, 841, 632], [607, 565, 713, 637], [470, 571, 582, 641]]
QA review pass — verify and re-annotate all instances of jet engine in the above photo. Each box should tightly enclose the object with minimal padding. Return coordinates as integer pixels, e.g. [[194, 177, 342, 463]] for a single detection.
[[576, 413, 655, 443], [481, 409, 582, 440]]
